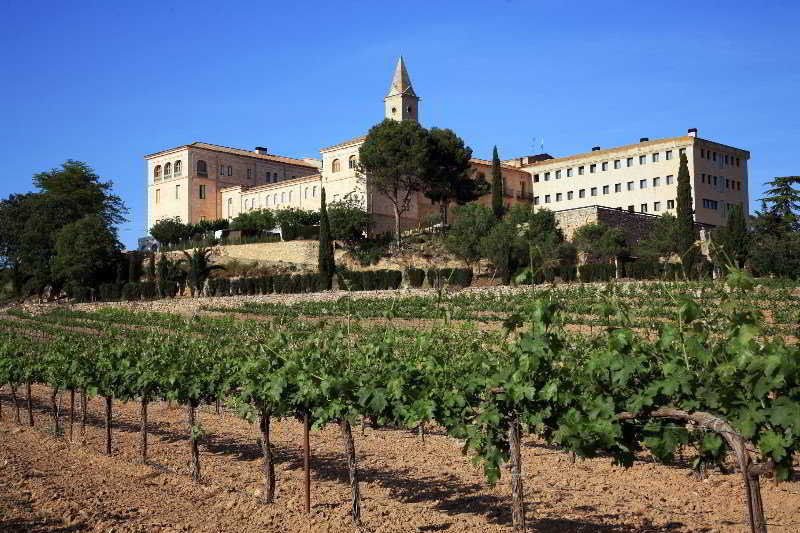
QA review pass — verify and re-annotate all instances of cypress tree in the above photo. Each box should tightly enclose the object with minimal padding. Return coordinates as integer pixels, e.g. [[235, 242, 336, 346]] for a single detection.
[[491, 146, 504, 219], [715, 204, 750, 268], [675, 152, 697, 276], [318, 187, 335, 290]]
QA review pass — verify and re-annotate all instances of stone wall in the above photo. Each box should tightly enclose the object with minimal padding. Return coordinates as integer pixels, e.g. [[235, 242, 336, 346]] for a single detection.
[[554, 205, 659, 248]]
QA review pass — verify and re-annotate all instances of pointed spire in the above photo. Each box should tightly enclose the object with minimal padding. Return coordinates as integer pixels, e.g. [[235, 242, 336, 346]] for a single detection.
[[387, 56, 417, 98]]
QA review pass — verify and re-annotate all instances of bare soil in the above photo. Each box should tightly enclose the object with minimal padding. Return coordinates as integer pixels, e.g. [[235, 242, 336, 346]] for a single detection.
[[2, 385, 800, 532]]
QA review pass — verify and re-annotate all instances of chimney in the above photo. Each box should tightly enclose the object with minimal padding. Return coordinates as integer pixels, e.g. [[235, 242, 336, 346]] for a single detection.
[[640, 137, 649, 143], [687, 128, 697, 138], [254, 146, 268, 155], [591, 146, 601, 151]]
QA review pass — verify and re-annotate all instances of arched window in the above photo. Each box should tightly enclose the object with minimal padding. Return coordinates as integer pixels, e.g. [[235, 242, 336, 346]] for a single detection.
[[281, 192, 285, 203], [227, 198, 233, 218], [174, 160, 182, 176], [164, 162, 172, 175], [244, 199, 249, 210], [273, 194, 277, 205], [332, 159, 341, 173], [227, 166, 233, 176], [348, 155, 357, 169], [312, 186, 317, 197], [197, 160, 207, 175], [304, 187, 308, 199], [154, 165, 161, 179]]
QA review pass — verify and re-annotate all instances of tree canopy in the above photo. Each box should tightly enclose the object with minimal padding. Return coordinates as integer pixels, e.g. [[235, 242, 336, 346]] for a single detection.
[[51, 215, 122, 290], [422, 128, 482, 225]]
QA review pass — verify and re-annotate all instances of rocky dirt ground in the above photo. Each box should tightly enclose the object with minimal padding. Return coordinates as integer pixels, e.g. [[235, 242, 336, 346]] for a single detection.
[[2, 385, 800, 532]]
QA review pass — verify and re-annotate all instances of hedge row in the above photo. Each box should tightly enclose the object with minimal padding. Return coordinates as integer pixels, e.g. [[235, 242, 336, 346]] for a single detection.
[[624, 259, 714, 281], [579, 264, 617, 283], [338, 270, 403, 292], [425, 268, 473, 288]]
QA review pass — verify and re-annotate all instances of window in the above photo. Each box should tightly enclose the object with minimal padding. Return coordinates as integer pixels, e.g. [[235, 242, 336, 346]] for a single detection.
[[288, 191, 292, 202], [200, 216, 206, 222], [639, 155, 646, 165], [725, 178, 730, 189], [273, 194, 277, 205], [703, 199, 719, 210], [555, 170, 561, 179], [665, 150, 672, 161], [737, 181, 741, 191], [199, 185, 207, 199], [736, 158, 740, 167], [713, 152, 717, 161], [626, 157, 633, 167], [312, 186, 317, 197], [627, 181, 634, 191], [533, 196, 539, 205], [590, 187, 597, 196], [244, 199, 249, 210], [652, 153, 659, 163], [227, 166, 233, 176], [628, 205, 634, 212], [666, 175, 674, 185], [679, 148, 686, 156], [640, 179, 647, 188], [247, 168, 252, 179], [281, 192, 285, 203], [266, 195, 270, 206], [175, 184, 180, 199], [701, 174, 705, 184], [641, 203, 648, 213], [578, 166, 584, 175], [556, 193, 562, 202], [567, 191, 573, 200], [614, 160, 621, 169], [174, 160, 182, 176], [713, 176, 718, 186], [567, 168, 573, 177], [579, 189, 585, 198], [545, 194, 551, 203], [348, 155, 357, 169], [654, 201, 661, 212], [220, 165, 225, 176], [653, 177, 660, 187], [602, 161, 608, 171], [701, 149, 705, 159], [304, 187, 309, 199], [533, 174, 540, 183], [164, 162, 172, 175], [590, 164, 596, 173], [197, 160, 207, 176], [614, 183, 621, 193], [602, 185, 609, 195], [667, 199, 675, 209], [332, 159, 341, 173], [227, 198, 232, 217], [154, 165, 162, 179], [544, 172, 550, 181], [155, 189, 160, 204], [725, 155, 729, 165]]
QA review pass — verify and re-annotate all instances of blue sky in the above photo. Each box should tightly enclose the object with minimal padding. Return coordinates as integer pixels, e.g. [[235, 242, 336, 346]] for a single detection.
[[1, 1, 798, 249]]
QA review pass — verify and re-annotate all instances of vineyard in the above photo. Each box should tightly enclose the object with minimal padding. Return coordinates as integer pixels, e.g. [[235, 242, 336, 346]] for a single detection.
[[1, 276, 800, 532]]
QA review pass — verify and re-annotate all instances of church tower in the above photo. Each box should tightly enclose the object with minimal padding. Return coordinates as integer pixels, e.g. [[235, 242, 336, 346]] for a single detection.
[[384, 56, 419, 122]]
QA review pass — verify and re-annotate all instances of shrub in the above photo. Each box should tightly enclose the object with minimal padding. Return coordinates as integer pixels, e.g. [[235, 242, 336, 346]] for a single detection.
[[579, 264, 615, 283], [258, 275, 273, 295], [407, 268, 425, 288], [159, 280, 178, 298], [121, 282, 141, 301], [385, 270, 403, 290], [558, 265, 577, 282], [214, 278, 231, 297], [339, 270, 363, 291], [288, 274, 303, 293], [245, 277, 257, 295], [624, 259, 661, 280], [301, 273, 320, 292], [362, 270, 379, 291], [98, 283, 121, 301], [426, 268, 473, 288], [69, 285, 92, 303], [140, 281, 157, 300]]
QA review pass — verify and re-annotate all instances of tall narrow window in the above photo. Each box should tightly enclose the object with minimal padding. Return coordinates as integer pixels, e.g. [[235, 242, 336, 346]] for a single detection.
[[220, 164, 225, 176], [227, 198, 233, 217], [199, 184, 207, 199], [154, 165, 162, 179], [174, 160, 182, 176], [197, 160, 207, 176], [164, 162, 172, 176], [332, 159, 341, 173], [227, 166, 233, 176], [652, 153, 659, 163], [247, 168, 252, 179], [348, 155, 357, 169], [155, 189, 160, 204], [175, 184, 180, 199]]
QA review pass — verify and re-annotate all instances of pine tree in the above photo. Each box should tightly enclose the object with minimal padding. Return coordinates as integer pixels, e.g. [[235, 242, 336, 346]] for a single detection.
[[761, 176, 800, 232], [675, 152, 697, 276], [318, 187, 335, 290], [491, 146, 504, 219]]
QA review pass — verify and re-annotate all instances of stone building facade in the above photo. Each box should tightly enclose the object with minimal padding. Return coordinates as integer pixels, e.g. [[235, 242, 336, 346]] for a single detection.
[[144, 57, 750, 241]]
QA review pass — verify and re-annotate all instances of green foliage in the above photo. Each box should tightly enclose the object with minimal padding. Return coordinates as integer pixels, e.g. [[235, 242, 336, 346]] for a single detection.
[[181, 247, 224, 297], [274, 207, 319, 241], [675, 153, 698, 274], [327, 193, 370, 245], [426, 268, 473, 288], [318, 188, 335, 290], [578, 263, 615, 282], [51, 215, 122, 289], [637, 213, 679, 260], [480, 220, 518, 283], [760, 176, 800, 231], [573, 223, 627, 264], [150, 217, 192, 246], [711, 203, 750, 268], [230, 209, 275, 233], [490, 146, 504, 219], [446, 203, 495, 268], [406, 268, 425, 288], [358, 118, 434, 243], [423, 128, 480, 225]]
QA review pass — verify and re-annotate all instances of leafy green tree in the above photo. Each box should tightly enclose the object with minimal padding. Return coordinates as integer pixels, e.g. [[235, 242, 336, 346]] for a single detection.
[[712, 204, 750, 268], [230, 209, 275, 233], [327, 193, 370, 245], [423, 128, 481, 225], [51, 215, 123, 290], [511, 206, 565, 277], [480, 219, 519, 283], [675, 152, 698, 275], [573, 223, 627, 264], [490, 146, 504, 219], [358, 118, 433, 244], [760, 176, 800, 231], [274, 207, 319, 241], [318, 188, 335, 290], [181, 247, 224, 297], [446, 204, 496, 269], [637, 213, 679, 260], [150, 217, 192, 246], [128, 251, 143, 283]]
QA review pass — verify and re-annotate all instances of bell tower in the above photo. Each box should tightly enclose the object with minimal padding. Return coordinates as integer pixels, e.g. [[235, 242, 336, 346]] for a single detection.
[[384, 56, 419, 122]]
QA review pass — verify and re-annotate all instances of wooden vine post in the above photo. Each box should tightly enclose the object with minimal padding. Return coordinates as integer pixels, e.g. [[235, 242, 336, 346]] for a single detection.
[[304, 411, 311, 513], [339, 419, 361, 524], [11, 385, 21, 424], [188, 401, 201, 482], [509, 412, 526, 533], [26, 381, 34, 426], [139, 396, 148, 464], [259, 406, 275, 503], [80, 389, 87, 443], [619, 408, 769, 533], [105, 396, 113, 455], [69, 389, 75, 441]]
